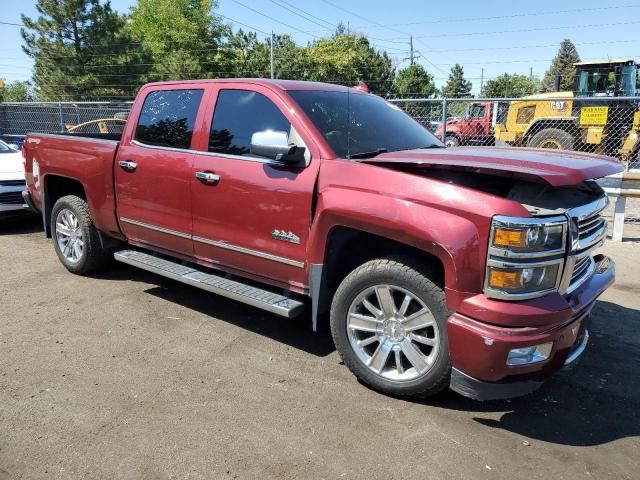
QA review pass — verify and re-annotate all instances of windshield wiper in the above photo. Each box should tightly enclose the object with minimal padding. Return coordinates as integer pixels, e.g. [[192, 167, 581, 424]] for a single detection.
[[347, 148, 388, 160]]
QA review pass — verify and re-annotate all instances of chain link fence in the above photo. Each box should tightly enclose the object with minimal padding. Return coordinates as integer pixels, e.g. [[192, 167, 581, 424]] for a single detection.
[[388, 96, 640, 169], [1, 96, 639, 227], [0, 101, 132, 146]]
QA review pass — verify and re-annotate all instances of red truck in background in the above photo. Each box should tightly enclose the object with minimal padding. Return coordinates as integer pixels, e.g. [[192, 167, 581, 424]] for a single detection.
[[435, 101, 509, 147], [23, 79, 620, 401]]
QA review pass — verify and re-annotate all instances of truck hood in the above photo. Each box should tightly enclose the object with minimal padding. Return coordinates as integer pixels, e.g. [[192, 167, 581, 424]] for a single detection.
[[360, 147, 623, 186]]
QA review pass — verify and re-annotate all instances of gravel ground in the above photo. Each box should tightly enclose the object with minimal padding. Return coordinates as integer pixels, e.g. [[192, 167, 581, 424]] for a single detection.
[[1, 217, 639, 480]]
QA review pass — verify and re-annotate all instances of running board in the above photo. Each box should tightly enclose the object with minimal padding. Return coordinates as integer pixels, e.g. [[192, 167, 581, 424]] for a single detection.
[[114, 249, 305, 318]]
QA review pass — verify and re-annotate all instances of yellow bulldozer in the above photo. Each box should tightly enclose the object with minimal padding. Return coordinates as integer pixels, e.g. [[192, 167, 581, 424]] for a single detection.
[[494, 59, 640, 164]]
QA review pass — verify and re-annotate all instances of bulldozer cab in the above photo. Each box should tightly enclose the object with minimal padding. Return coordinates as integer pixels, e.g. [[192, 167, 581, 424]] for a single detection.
[[573, 60, 638, 97]]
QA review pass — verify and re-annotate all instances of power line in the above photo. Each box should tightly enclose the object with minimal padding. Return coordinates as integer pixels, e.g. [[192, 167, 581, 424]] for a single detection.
[[411, 20, 640, 40], [323, 3, 640, 30], [266, 0, 333, 31], [230, 0, 321, 39], [218, 14, 270, 36]]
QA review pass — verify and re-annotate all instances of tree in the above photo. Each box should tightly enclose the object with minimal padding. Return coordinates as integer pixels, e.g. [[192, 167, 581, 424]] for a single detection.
[[483, 73, 539, 98], [126, 0, 229, 81], [393, 64, 437, 97], [441, 64, 472, 98], [0, 80, 34, 101], [306, 30, 394, 94], [22, 0, 141, 100], [541, 39, 580, 92]]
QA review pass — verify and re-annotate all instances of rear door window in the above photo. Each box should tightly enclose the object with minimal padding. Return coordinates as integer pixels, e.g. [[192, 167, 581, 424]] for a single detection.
[[135, 89, 204, 149], [209, 89, 291, 156]]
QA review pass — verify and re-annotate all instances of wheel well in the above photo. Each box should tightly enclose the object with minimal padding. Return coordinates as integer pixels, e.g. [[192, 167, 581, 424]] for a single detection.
[[524, 119, 577, 143], [323, 227, 445, 294], [43, 175, 86, 237]]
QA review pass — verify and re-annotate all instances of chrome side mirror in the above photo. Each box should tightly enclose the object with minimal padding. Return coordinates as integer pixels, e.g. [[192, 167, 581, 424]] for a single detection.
[[250, 130, 304, 164]]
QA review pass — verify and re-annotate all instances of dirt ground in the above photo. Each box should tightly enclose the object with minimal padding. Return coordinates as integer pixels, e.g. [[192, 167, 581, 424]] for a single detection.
[[1, 217, 639, 480]]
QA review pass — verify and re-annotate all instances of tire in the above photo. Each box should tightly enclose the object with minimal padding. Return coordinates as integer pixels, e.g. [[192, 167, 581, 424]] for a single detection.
[[444, 135, 460, 147], [527, 128, 575, 150], [330, 257, 451, 398], [51, 195, 110, 275]]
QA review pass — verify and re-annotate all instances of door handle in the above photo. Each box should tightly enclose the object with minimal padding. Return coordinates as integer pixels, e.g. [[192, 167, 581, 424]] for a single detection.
[[195, 171, 220, 184], [119, 160, 138, 171]]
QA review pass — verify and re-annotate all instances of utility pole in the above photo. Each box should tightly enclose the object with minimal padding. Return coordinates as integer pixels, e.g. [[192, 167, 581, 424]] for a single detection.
[[529, 67, 533, 81], [409, 34, 414, 65], [270, 31, 275, 79], [480, 68, 484, 97]]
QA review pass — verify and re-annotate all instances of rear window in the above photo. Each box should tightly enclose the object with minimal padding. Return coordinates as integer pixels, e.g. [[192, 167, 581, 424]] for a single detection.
[[135, 89, 204, 149]]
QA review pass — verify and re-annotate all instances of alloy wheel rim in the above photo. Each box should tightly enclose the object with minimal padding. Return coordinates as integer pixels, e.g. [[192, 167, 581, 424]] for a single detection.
[[347, 284, 440, 381], [55, 209, 84, 263]]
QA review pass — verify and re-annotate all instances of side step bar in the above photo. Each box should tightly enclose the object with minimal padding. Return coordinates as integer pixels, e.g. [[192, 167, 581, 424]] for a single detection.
[[114, 249, 305, 318]]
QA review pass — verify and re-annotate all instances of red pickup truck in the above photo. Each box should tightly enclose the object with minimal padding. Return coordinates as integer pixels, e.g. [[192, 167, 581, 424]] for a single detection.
[[435, 101, 508, 147], [23, 79, 620, 401]]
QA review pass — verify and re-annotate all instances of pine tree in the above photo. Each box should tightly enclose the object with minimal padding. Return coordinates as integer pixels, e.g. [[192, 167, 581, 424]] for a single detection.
[[541, 39, 581, 92], [22, 0, 142, 100], [441, 64, 472, 98]]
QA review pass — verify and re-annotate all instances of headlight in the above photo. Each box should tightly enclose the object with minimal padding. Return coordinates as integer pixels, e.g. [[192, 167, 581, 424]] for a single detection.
[[487, 264, 560, 294], [492, 224, 564, 252], [485, 215, 567, 300]]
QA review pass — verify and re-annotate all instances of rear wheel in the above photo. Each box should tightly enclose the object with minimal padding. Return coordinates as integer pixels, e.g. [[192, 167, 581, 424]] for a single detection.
[[51, 195, 110, 275], [444, 135, 460, 147], [527, 128, 575, 150], [330, 258, 450, 398]]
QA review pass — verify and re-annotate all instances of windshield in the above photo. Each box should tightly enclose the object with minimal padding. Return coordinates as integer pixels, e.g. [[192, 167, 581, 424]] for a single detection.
[[0, 141, 14, 153], [288, 90, 442, 158], [575, 64, 638, 96]]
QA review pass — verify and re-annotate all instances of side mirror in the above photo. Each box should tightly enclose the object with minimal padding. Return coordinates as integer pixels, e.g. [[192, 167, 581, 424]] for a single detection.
[[250, 130, 304, 164]]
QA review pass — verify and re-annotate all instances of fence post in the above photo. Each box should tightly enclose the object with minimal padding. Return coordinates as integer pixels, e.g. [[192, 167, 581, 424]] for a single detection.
[[441, 98, 447, 143], [57, 102, 64, 133]]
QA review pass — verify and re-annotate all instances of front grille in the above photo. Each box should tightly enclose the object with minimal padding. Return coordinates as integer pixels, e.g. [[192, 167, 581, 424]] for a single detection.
[[576, 209, 607, 251], [571, 256, 592, 285], [0, 191, 24, 205], [566, 198, 607, 292]]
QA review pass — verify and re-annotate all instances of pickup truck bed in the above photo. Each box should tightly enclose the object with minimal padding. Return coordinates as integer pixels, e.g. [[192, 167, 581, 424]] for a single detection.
[[26, 133, 122, 239]]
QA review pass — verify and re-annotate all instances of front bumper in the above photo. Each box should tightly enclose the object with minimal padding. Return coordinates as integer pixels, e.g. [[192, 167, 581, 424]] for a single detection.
[[447, 254, 613, 400], [0, 181, 31, 214]]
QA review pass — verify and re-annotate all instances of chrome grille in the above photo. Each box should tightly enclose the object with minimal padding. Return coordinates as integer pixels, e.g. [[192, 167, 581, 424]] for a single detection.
[[571, 256, 593, 285], [0, 191, 24, 205], [564, 197, 607, 293], [576, 209, 607, 252]]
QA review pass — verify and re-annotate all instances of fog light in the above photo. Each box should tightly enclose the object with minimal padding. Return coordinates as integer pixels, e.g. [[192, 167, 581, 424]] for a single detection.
[[507, 342, 553, 366]]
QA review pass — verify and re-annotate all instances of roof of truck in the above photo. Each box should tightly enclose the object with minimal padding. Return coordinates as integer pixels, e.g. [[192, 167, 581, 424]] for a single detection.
[[573, 59, 637, 66], [143, 78, 359, 92]]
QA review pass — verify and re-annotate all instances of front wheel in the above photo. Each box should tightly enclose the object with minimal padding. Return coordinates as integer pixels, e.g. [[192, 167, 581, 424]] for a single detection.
[[330, 258, 451, 398], [51, 195, 110, 275]]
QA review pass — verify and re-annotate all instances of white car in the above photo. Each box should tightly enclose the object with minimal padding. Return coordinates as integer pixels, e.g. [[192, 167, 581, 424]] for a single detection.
[[0, 140, 29, 215]]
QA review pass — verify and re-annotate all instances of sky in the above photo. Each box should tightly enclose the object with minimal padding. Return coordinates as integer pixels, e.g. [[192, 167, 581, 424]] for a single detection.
[[1, 0, 638, 95]]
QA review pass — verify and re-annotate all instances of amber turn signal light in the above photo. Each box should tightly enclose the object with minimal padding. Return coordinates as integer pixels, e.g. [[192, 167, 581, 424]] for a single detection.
[[493, 228, 526, 248], [488, 269, 521, 289]]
